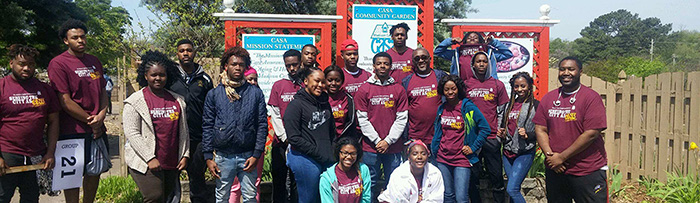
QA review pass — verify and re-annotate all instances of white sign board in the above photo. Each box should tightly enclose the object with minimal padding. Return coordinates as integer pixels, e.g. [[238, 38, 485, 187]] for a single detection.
[[52, 139, 85, 191], [495, 38, 534, 95], [352, 4, 418, 72], [242, 34, 315, 102]]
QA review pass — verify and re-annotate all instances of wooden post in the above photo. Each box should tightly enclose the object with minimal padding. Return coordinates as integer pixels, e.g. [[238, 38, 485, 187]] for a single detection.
[[119, 55, 128, 177]]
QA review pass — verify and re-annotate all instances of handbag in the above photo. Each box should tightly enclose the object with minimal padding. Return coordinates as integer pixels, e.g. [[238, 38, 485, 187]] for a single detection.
[[85, 136, 112, 175]]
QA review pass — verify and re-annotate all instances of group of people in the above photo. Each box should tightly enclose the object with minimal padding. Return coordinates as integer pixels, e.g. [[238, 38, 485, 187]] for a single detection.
[[0, 19, 609, 203]]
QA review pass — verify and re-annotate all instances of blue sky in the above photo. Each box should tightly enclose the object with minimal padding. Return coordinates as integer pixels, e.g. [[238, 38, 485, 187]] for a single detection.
[[113, 0, 700, 41]]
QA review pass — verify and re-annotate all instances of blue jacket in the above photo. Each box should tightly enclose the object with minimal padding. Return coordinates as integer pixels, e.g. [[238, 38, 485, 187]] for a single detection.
[[434, 38, 513, 79], [202, 82, 268, 160], [431, 98, 491, 164]]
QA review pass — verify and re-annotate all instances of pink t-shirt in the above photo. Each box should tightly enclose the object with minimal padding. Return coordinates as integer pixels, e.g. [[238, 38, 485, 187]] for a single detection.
[[341, 68, 371, 97], [329, 91, 350, 138], [47, 51, 106, 135], [144, 88, 181, 170], [0, 77, 60, 156], [335, 165, 362, 203], [437, 100, 471, 167], [406, 72, 441, 145], [386, 48, 414, 81], [503, 102, 523, 159], [533, 86, 607, 176], [355, 82, 408, 154], [465, 77, 509, 139], [268, 79, 301, 116], [457, 44, 487, 81]]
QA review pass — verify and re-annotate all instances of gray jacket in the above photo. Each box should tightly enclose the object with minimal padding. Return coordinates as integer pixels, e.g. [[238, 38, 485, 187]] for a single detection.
[[123, 88, 190, 173], [497, 100, 539, 155]]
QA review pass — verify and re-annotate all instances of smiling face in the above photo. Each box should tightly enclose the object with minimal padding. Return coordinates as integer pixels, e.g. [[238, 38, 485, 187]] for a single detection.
[[64, 28, 87, 54], [304, 70, 326, 97], [512, 77, 531, 99], [338, 144, 358, 170], [391, 27, 407, 48], [373, 56, 391, 80], [177, 43, 196, 66], [464, 32, 480, 45], [302, 46, 318, 67], [412, 48, 431, 75], [558, 59, 581, 88], [226, 55, 246, 81], [473, 53, 489, 77], [10, 55, 36, 81], [325, 70, 343, 95], [145, 64, 167, 91], [443, 80, 459, 102], [408, 144, 428, 172]]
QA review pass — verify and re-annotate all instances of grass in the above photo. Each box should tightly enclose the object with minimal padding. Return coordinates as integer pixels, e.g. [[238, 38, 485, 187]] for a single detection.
[[527, 148, 546, 178], [639, 171, 700, 203], [95, 176, 142, 203]]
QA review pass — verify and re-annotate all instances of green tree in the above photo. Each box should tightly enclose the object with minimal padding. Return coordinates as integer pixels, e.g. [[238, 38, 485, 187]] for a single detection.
[[573, 9, 672, 62], [659, 30, 700, 72], [549, 38, 574, 68], [585, 56, 666, 82], [76, 0, 131, 73], [0, 0, 88, 68]]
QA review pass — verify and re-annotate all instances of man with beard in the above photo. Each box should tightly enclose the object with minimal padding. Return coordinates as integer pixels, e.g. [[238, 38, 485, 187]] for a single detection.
[[386, 23, 414, 81], [401, 47, 447, 146], [268, 49, 303, 203], [0, 44, 59, 202], [169, 39, 214, 203], [534, 56, 608, 202]]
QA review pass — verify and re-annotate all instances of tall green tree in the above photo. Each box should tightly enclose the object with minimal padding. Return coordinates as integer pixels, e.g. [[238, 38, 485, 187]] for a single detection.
[[573, 9, 672, 62], [76, 0, 131, 73], [0, 0, 87, 68], [659, 30, 700, 72]]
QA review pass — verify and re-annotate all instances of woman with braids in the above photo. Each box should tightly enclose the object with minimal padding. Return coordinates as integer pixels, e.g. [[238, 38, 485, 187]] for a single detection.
[[319, 136, 371, 203], [496, 72, 539, 203], [324, 65, 358, 140], [284, 67, 336, 203], [430, 75, 490, 203], [123, 50, 190, 202]]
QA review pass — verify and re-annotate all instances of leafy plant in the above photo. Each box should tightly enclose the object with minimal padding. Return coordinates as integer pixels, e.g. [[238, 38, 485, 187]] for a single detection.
[[639, 171, 700, 203], [95, 175, 142, 203], [608, 165, 633, 199], [527, 148, 546, 178]]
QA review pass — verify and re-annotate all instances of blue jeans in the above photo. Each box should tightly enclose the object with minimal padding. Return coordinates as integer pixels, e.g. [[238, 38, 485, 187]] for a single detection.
[[436, 162, 471, 203], [287, 149, 324, 203], [214, 151, 257, 203], [502, 151, 535, 203], [362, 152, 402, 202]]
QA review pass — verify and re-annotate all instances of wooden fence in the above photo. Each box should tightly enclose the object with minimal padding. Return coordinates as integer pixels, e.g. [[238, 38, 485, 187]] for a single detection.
[[548, 69, 700, 182]]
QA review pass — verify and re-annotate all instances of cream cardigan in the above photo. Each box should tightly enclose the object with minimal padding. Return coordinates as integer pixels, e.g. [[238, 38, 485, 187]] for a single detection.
[[122, 88, 190, 173]]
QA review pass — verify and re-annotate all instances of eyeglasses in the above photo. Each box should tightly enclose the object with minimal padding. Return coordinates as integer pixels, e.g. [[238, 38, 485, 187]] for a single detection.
[[413, 55, 430, 61], [339, 151, 357, 157]]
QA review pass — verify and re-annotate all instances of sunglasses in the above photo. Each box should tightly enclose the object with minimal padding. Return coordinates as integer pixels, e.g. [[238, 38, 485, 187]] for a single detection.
[[413, 55, 430, 61]]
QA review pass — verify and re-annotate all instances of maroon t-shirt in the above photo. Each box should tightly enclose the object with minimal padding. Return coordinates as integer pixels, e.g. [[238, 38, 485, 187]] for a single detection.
[[533, 86, 608, 176], [0, 77, 60, 156], [47, 51, 106, 135], [329, 90, 350, 137], [457, 44, 486, 81], [503, 102, 523, 159], [143, 88, 181, 170], [465, 77, 509, 139], [386, 47, 414, 81], [355, 82, 408, 154], [437, 100, 471, 167], [268, 79, 301, 116], [341, 68, 371, 97], [406, 72, 440, 144], [335, 165, 362, 203]]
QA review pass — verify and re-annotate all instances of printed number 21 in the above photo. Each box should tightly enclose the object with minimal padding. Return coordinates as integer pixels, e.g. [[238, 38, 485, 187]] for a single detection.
[[61, 156, 77, 178]]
